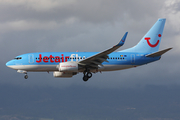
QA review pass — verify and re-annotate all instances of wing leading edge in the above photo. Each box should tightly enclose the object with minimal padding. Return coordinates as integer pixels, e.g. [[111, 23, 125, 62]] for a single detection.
[[78, 32, 128, 68]]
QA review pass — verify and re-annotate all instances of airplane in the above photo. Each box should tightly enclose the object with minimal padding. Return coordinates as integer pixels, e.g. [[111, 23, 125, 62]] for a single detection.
[[6, 18, 172, 81]]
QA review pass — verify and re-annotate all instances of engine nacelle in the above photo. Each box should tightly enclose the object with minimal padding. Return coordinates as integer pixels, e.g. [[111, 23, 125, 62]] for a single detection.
[[53, 71, 74, 78], [59, 62, 78, 72]]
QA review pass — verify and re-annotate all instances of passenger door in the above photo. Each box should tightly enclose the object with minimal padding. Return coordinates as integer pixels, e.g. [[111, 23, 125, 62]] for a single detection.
[[28, 54, 34, 63]]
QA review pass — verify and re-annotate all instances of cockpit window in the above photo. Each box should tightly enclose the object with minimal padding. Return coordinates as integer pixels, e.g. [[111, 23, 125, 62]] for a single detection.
[[14, 57, 22, 60]]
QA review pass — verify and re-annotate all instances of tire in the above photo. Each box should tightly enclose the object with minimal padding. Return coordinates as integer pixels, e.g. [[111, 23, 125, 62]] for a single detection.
[[24, 75, 28, 79], [83, 76, 88, 81], [87, 72, 92, 78]]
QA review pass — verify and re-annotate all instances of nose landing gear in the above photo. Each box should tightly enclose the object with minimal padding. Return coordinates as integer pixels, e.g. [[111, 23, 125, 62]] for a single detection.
[[17, 70, 28, 79], [24, 74, 28, 79]]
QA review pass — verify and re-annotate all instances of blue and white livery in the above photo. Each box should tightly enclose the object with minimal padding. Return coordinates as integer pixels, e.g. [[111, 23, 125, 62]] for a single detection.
[[6, 18, 172, 81]]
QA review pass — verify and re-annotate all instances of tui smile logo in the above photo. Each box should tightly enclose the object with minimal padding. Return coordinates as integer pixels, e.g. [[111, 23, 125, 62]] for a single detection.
[[144, 34, 161, 47]]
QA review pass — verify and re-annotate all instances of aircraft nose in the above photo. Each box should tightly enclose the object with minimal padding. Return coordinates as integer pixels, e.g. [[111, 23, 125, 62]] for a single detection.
[[6, 60, 14, 67], [6, 61, 10, 66]]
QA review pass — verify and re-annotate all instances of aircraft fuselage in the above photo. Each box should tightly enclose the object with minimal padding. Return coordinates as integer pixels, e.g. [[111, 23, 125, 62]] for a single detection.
[[6, 52, 160, 72]]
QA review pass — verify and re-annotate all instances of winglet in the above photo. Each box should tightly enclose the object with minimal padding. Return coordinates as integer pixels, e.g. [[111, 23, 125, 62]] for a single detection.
[[117, 32, 128, 46]]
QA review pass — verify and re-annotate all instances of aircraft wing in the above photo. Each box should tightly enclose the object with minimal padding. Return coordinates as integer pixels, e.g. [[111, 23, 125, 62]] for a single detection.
[[78, 32, 128, 68]]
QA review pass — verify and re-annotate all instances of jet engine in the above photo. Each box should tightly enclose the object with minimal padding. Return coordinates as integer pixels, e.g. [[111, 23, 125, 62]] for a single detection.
[[53, 71, 77, 78], [58, 61, 79, 72]]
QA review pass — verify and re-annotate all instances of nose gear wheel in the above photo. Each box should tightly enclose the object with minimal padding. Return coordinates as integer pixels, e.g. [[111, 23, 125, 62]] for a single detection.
[[24, 74, 28, 79]]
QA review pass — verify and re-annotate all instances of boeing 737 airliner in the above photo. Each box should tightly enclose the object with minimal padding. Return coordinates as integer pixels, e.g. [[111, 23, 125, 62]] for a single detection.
[[6, 18, 172, 81]]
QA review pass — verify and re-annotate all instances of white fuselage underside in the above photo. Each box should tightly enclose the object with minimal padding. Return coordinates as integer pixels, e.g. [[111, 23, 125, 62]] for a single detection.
[[7, 64, 137, 72]]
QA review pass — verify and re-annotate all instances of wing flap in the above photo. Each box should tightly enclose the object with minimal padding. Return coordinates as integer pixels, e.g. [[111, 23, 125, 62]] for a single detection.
[[96, 57, 109, 62], [91, 61, 103, 66]]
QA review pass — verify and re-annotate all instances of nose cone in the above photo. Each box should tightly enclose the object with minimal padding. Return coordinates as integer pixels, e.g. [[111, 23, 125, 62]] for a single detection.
[[6, 60, 14, 67]]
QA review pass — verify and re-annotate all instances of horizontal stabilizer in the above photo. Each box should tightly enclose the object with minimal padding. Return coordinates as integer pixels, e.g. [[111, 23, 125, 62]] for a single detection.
[[145, 48, 172, 57]]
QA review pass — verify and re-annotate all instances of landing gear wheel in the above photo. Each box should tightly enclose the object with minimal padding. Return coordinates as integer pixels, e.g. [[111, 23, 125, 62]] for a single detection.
[[87, 72, 92, 78], [83, 76, 89, 82], [83, 68, 93, 82], [24, 75, 28, 79]]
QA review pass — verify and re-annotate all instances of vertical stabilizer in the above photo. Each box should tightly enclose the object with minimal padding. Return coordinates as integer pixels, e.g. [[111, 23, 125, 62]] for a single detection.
[[121, 18, 166, 53]]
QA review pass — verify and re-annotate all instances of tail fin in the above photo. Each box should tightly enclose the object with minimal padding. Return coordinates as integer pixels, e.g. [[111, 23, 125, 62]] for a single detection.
[[121, 18, 166, 53]]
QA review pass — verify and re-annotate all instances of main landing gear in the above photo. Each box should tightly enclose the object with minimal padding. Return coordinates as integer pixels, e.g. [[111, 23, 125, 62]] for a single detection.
[[83, 69, 92, 82]]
